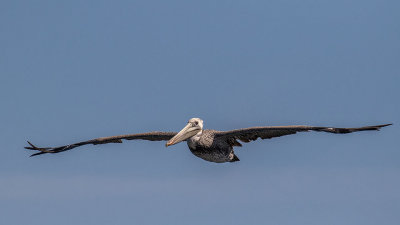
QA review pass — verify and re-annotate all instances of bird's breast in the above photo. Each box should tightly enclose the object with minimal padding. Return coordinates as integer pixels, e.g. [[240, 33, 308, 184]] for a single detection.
[[186, 131, 234, 163]]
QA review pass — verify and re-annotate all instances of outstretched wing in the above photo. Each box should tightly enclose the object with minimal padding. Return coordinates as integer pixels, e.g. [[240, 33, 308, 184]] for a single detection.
[[215, 124, 392, 147], [25, 131, 177, 157]]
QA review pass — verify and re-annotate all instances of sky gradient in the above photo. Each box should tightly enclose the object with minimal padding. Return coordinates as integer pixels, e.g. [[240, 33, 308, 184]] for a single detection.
[[1, 0, 399, 224]]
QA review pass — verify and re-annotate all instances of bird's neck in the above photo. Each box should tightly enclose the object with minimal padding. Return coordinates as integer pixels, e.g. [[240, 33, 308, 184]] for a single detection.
[[187, 130, 203, 149], [192, 130, 203, 141]]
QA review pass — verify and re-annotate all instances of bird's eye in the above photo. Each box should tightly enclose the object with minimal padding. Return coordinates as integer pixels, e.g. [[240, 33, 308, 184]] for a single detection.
[[194, 121, 198, 125]]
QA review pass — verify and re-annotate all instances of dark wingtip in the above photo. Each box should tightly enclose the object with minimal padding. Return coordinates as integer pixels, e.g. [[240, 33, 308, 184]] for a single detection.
[[30, 152, 44, 157], [25, 141, 41, 150], [25, 141, 35, 149], [25, 141, 51, 156], [375, 123, 393, 130]]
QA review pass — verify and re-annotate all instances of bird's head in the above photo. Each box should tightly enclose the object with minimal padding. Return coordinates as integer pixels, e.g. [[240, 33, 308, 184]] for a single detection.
[[166, 118, 203, 147]]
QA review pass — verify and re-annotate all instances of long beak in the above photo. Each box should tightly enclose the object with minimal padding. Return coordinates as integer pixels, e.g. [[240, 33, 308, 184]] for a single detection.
[[166, 123, 200, 147]]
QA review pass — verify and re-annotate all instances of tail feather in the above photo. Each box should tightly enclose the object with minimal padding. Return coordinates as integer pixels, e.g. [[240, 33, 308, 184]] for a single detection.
[[230, 154, 240, 162]]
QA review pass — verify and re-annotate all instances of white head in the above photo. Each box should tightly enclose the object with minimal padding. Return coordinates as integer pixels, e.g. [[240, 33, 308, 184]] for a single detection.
[[166, 118, 204, 147]]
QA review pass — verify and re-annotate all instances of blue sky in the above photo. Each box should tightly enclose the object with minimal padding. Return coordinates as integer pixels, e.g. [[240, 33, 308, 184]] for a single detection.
[[1, 0, 399, 224]]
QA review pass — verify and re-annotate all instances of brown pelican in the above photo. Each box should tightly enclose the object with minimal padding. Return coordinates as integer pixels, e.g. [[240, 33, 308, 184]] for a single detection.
[[25, 118, 391, 163]]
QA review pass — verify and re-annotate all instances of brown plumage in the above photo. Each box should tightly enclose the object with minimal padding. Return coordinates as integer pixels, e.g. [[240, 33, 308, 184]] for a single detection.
[[26, 132, 177, 157], [25, 118, 392, 163]]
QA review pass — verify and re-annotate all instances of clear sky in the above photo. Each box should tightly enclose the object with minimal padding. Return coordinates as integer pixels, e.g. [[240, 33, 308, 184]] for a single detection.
[[1, 0, 399, 224]]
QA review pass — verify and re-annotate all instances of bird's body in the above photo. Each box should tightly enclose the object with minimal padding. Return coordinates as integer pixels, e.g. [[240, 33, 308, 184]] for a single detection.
[[187, 130, 237, 163], [25, 118, 392, 163]]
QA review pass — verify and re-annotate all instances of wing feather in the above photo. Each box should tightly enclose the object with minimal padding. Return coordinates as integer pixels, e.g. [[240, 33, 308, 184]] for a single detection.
[[25, 131, 177, 156], [215, 124, 392, 147]]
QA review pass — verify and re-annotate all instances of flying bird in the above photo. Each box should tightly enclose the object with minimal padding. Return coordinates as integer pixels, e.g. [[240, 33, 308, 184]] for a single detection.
[[25, 118, 391, 163]]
